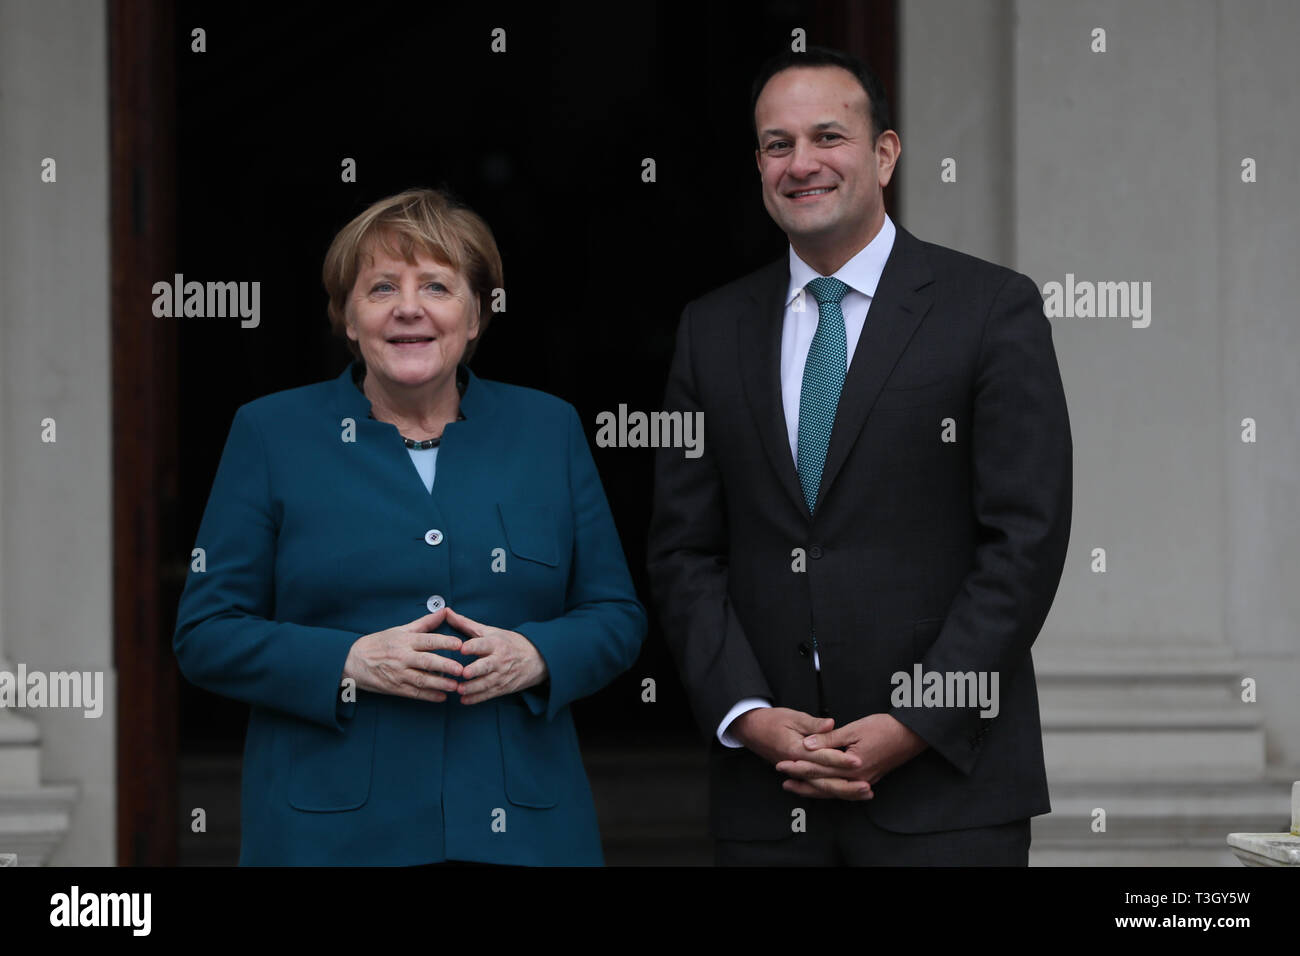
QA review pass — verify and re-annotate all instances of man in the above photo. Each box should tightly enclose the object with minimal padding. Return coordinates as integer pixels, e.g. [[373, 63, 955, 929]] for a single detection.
[[646, 46, 1072, 865]]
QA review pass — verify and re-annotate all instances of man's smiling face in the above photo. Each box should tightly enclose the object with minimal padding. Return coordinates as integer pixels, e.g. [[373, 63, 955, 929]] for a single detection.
[[754, 65, 894, 264]]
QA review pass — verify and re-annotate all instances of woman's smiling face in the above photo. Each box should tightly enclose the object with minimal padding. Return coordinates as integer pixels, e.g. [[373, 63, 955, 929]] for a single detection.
[[345, 236, 480, 391]]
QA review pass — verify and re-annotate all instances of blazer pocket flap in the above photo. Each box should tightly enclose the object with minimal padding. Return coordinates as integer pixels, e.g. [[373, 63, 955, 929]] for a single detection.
[[285, 701, 378, 812], [498, 697, 562, 808], [497, 503, 560, 567], [874, 376, 953, 410]]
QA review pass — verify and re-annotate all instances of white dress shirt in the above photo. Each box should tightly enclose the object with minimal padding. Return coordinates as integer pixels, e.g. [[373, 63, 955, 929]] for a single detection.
[[716, 214, 897, 747]]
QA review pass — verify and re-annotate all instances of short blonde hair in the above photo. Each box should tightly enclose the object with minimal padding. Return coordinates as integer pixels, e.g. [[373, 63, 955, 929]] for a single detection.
[[322, 187, 503, 365]]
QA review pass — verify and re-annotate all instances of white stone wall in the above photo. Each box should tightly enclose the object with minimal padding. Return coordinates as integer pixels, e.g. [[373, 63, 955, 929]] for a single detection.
[[1216, 2, 1300, 769], [0, 0, 114, 865], [901, 0, 1299, 769]]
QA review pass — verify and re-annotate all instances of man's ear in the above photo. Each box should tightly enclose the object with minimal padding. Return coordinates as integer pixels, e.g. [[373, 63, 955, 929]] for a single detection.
[[875, 130, 901, 189], [754, 148, 762, 176]]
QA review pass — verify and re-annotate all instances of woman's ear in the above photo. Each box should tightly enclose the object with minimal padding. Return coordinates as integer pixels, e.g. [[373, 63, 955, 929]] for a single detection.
[[340, 298, 358, 342], [467, 292, 481, 340]]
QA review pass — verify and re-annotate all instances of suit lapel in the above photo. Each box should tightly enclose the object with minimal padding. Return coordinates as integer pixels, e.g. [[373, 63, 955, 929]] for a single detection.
[[738, 259, 809, 519], [738, 226, 936, 521], [815, 226, 934, 511]]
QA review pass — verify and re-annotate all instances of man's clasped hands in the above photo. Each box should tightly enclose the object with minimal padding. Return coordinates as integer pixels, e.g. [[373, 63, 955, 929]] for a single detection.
[[730, 707, 930, 800]]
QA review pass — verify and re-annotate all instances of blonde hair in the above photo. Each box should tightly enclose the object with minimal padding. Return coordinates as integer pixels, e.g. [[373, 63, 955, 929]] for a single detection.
[[322, 187, 503, 365]]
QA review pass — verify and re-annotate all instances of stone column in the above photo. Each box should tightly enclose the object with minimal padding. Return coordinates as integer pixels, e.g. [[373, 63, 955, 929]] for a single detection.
[[0, 0, 113, 865], [901, 0, 1298, 864]]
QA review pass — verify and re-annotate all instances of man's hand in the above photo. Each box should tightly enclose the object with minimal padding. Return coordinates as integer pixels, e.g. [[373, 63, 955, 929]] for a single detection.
[[446, 608, 549, 705], [731, 707, 870, 798], [777, 713, 928, 800]]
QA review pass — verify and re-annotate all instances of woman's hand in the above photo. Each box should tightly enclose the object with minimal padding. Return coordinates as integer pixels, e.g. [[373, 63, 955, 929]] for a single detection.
[[445, 608, 548, 705], [343, 609, 464, 702]]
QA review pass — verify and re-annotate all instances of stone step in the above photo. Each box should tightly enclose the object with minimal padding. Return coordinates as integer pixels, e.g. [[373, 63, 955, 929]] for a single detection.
[[1044, 728, 1266, 780], [1034, 652, 1265, 779], [1035, 657, 1252, 705], [0, 784, 79, 866], [1029, 777, 1294, 865], [1030, 845, 1242, 866], [1041, 705, 1258, 728]]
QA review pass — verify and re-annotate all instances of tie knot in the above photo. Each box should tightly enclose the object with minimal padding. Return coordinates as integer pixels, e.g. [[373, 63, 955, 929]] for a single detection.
[[805, 276, 850, 306]]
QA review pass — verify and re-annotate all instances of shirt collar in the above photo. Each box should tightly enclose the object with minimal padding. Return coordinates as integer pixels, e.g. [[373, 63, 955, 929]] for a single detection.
[[784, 212, 897, 307]]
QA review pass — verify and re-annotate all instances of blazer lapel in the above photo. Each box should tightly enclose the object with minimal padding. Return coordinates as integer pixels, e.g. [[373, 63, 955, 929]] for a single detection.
[[738, 259, 810, 519], [815, 226, 935, 511]]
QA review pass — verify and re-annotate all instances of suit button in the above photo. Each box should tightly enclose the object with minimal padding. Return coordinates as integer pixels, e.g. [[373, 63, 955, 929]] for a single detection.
[[809, 545, 824, 559], [426, 594, 446, 612], [424, 529, 444, 546], [798, 642, 811, 657]]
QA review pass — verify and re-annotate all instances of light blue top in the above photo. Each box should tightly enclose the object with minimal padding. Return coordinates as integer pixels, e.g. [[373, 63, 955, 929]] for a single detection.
[[407, 446, 438, 492]]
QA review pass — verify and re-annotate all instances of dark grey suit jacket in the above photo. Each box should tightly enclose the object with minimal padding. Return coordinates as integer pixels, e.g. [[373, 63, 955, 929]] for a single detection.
[[646, 224, 1072, 839]]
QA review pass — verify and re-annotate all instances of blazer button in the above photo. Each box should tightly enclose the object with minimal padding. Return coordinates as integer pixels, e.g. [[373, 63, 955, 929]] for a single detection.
[[426, 594, 446, 613], [809, 545, 824, 559], [424, 529, 444, 546], [798, 642, 811, 657]]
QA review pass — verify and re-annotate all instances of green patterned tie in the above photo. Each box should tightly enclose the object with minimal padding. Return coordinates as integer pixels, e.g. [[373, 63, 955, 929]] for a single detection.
[[797, 276, 850, 515]]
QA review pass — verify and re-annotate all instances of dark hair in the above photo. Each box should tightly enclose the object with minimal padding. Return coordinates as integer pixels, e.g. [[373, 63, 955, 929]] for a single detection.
[[750, 45, 893, 144]]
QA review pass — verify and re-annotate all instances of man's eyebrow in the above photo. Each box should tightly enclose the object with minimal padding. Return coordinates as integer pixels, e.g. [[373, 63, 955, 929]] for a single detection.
[[759, 120, 849, 140]]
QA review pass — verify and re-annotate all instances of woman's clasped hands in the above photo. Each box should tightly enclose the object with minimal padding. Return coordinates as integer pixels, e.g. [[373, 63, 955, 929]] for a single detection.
[[342, 606, 548, 705]]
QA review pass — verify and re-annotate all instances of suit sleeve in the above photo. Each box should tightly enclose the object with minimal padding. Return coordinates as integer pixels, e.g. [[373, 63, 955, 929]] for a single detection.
[[646, 304, 775, 742], [513, 404, 647, 721], [173, 406, 362, 731], [888, 272, 1072, 774]]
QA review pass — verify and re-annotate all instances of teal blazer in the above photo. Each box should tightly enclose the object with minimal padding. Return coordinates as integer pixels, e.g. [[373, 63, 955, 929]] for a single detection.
[[173, 361, 646, 865]]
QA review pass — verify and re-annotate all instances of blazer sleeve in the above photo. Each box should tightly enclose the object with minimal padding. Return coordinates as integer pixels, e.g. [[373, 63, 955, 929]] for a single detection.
[[512, 403, 647, 722], [173, 405, 362, 731], [888, 272, 1073, 774], [645, 304, 775, 742]]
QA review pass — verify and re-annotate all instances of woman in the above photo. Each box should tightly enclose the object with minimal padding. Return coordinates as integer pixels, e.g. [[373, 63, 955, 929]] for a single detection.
[[173, 187, 646, 865]]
